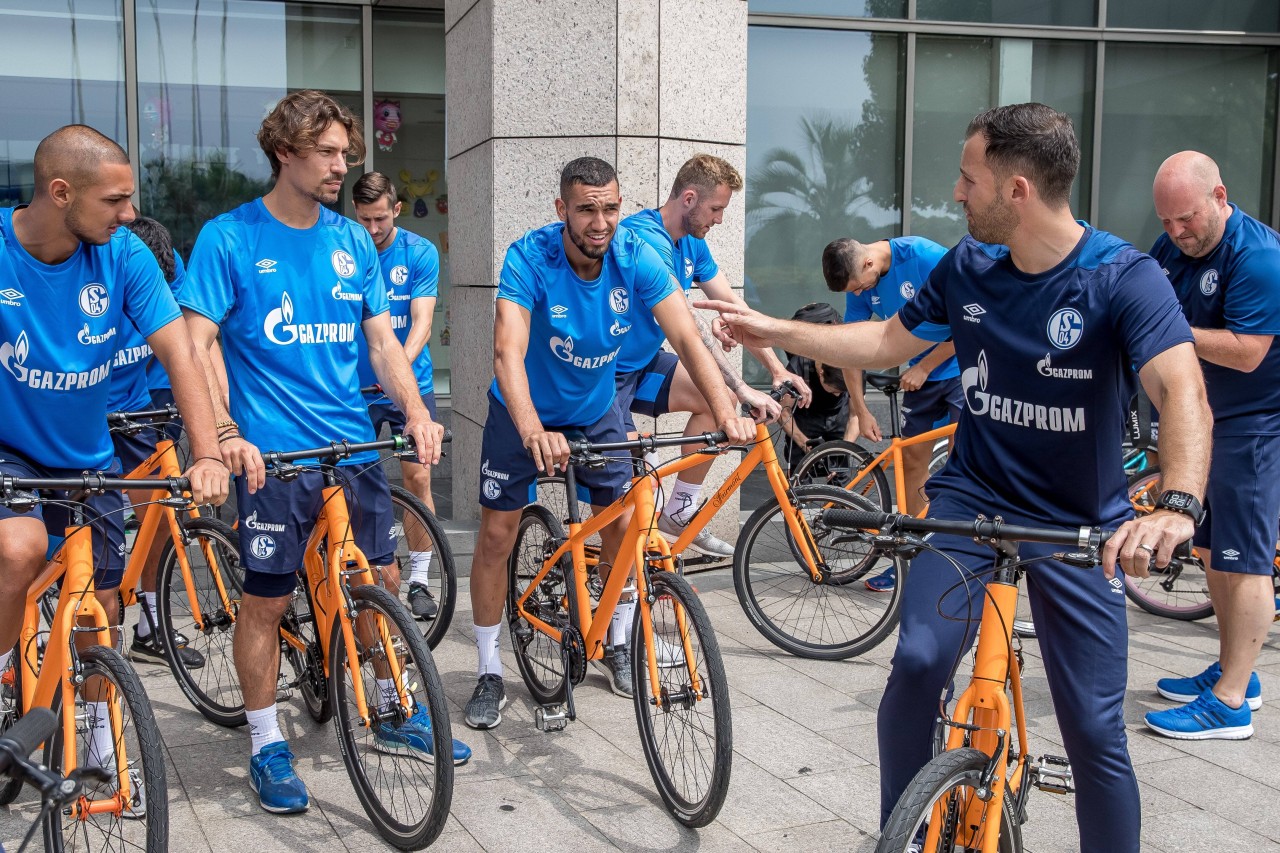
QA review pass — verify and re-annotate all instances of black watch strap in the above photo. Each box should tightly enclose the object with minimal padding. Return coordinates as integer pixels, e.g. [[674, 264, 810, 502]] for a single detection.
[[1155, 490, 1205, 526]]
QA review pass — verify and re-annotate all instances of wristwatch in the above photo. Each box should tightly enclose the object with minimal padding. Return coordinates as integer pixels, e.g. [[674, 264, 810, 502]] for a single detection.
[[1154, 490, 1205, 526]]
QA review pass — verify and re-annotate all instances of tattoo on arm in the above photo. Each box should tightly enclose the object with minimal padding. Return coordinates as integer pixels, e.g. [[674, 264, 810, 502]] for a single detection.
[[693, 309, 747, 394]]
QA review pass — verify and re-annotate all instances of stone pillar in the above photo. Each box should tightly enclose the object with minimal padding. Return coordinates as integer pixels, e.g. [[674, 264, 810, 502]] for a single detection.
[[445, 0, 748, 537]]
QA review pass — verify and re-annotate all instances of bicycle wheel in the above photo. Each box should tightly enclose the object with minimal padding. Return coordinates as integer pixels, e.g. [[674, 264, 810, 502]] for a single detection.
[[929, 439, 950, 477], [632, 571, 731, 827], [507, 505, 572, 705], [155, 518, 246, 727], [388, 484, 457, 650], [0, 647, 23, 805], [877, 747, 1021, 853], [735, 484, 903, 660], [1122, 468, 1214, 620], [791, 440, 891, 511], [44, 645, 168, 853], [330, 584, 452, 850], [282, 578, 332, 724]]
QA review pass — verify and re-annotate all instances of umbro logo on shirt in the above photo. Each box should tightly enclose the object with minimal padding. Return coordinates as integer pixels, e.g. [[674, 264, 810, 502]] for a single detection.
[[256, 259, 278, 274], [0, 288, 23, 307], [551, 305, 568, 319], [962, 303, 986, 323], [1222, 549, 1241, 560]]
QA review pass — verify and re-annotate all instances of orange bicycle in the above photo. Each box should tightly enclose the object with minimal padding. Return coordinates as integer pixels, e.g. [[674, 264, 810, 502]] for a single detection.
[[0, 473, 191, 853], [533, 385, 901, 659], [824, 507, 1162, 853], [793, 370, 957, 517]]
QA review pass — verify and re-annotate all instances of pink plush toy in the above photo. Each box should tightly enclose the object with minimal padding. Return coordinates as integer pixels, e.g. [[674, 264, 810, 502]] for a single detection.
[[373, 100, 401, 152]]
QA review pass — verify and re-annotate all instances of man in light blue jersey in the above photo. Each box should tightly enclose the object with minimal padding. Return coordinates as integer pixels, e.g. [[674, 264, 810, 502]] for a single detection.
[[463, 157, 754, 727], [0, 126, 227, 778], [699, 103, 1213, 852], [351, 172, 442, 621], [822, 235, 958, 591], [615, 154, 796, 558], [180, 91, 466, 815], [1144, 152, 1280, 740]]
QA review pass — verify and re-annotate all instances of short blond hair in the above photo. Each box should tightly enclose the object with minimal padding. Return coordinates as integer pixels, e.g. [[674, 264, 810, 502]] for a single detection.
[[258, 90, 366, 178], [669, 154, 743, 199]]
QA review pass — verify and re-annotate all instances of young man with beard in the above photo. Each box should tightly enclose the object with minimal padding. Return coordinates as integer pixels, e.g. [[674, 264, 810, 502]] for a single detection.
[[697, 103, 1213, 852], [463, 157, 754, 725]]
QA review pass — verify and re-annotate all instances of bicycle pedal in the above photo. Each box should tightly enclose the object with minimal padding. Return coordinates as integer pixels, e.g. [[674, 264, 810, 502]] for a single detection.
[[1031, 754, 1074, 794], [534, 705, 569, 732]]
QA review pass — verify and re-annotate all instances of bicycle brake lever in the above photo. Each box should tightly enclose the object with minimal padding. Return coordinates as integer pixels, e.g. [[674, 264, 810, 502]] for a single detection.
[[1056, 551, 1098, 568], [3, 490, 40, 513]]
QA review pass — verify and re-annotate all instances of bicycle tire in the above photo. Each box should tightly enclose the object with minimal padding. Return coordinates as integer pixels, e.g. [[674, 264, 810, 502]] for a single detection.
[[792, 439, 892, 511], [735, 484, 904, 660], [155, 518, 247, 727], [44, 645, 169, 853], [507, 504, 572, 706], [632, 571, 732, 828], [876, 747, 1021, 853], [1122, 468, 1214, 621], [329, 583, 453, 850], [929, 439, 950, 477], [388, 484, 457, 650], [0, 646, 23, 805], [283, 577, 333, 724]]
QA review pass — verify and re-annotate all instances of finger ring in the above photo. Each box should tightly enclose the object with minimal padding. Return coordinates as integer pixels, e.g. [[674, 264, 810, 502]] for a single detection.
[[1135, 543, 1154, 554]]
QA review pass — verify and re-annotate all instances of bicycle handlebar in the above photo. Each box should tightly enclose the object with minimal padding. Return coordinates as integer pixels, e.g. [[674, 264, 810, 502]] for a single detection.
[[261, 432, 452, 467], [0, 708, 57, 779], [822, 508, 1112, 551], [569, 431, 729, 457], [0, 474, 191, 496], [106, 404, 180, 425]]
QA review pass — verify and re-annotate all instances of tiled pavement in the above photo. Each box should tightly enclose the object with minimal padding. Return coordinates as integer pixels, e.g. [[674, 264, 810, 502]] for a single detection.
[[5, 536, 1280, 852]]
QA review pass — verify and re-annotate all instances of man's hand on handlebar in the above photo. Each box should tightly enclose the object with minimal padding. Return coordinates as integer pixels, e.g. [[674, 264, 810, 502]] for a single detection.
[[739, 386, 782, 424], [182, 457, 230, 506], [403, 413, 445, 465], [221, 436, 265, 494], [719, 415, 757, 446], [524, 430, 571, 475], [773, 371, 812, 408], [1102, 509, 1196, 580]]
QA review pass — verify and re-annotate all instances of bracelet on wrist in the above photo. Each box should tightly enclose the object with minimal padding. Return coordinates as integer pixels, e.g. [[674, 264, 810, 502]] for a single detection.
[[194, 455, 229, 467], [214, 419, 238, 430], [217, 432, 241, 444]]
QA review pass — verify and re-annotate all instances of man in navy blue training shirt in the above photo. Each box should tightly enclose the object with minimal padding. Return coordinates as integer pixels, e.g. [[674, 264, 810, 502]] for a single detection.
[[181, 91, 464, 815], [462, 157, 754, 727], [698, 103, 1213, 852], [1144, 152, 1280, 740]]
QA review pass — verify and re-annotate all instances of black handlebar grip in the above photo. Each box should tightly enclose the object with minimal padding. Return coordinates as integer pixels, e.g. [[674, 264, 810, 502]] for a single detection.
[[0, 707, 57, 776], [822, 508, 892, 530]]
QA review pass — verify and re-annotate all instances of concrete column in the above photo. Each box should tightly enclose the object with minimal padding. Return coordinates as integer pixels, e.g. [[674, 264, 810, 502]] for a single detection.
[[445, 0, 748, 539]]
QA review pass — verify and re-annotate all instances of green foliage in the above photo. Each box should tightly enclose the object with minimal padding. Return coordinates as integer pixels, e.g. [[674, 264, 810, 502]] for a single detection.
[[141, 153, 272, 256]]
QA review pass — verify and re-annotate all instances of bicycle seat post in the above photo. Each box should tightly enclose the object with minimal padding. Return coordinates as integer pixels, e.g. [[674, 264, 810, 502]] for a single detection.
[[563, 463, 583, 526]]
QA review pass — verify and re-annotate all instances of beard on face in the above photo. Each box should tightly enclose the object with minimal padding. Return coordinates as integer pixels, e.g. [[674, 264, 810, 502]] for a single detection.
[[305, 174, 344, 207], [65, 199, 111, 246], [966, 194, 1019, 245], [1179, 210, 1222, 258], [566, 218, 612, 260]]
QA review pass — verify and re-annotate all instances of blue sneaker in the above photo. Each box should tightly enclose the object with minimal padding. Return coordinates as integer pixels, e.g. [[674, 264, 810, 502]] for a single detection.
[[1144, 687, 1253, 740], [865, 565, 896, 592], [249, 742, 309, 814], [375, 704, 472, 765], [1156, 661, 1262, 711]]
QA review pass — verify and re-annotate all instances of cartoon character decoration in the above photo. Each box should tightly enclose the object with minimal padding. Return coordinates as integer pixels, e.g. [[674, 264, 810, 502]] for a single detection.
[[399, 170, 441, 218], [373, 100, 402, 152]]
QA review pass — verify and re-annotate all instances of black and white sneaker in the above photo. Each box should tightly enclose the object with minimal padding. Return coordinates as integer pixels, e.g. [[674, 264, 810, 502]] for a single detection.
[[130, 624, 206, 669], [407, 582, 439, 621], [464, 674, 507, 730]]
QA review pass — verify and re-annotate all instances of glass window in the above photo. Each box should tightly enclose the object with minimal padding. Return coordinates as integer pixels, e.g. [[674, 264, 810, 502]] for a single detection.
[[135, 0, 362, 255], [1098, 44, 1277, 251], [912, 36, 1093, 248], [748, 1, 906, 17], [745, 26, 903, 382], [1107, 0, 1279, 33], [0, 0, 125, 207], [371, 9, 452, 393], [916, 0, 1094, 27]]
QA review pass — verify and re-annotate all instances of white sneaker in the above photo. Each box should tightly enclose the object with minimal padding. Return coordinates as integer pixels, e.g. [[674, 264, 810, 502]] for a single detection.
[[651, 634, 687, 668], [656, 514, 734, 558]]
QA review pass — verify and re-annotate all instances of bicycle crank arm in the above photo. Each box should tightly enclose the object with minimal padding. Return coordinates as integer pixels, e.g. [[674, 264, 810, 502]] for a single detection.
[[1030, 753, 1075, 794]]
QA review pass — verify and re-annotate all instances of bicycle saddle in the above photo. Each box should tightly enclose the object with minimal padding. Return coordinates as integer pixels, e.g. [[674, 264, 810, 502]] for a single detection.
[[862, 370, 901, 393]]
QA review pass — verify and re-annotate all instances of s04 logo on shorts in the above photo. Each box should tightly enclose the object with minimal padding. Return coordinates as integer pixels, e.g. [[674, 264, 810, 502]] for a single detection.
[[482, 478, 502, 500], [250, 534, 277, 559]]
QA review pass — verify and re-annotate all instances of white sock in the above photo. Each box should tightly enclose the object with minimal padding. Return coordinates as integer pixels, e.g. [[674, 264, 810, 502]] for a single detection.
[[407, 550, 434, 586], [135, 591, 159, 639], [611, 599, 636, 647], [474, 623, 502, 677], [664, 479, 702, 527], [643, 451, 661, 474], [376, 677, 397, 713], [87, 701, 114, 769], [246, 705, 284, 756], [0, 649, 12, 674]]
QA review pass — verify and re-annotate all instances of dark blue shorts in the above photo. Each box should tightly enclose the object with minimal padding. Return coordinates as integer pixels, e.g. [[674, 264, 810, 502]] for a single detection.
[[614, 351, 678, 433], [478, 390, 630, 511], [367, 391, 438, 437], [1194, 433, 1280, 574], [0, 447, 127, 590], [237, 463, 395, 598], [900, 377, 962, 438]]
